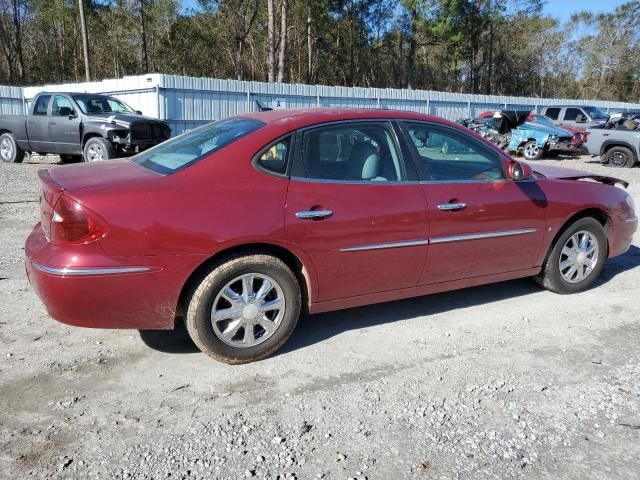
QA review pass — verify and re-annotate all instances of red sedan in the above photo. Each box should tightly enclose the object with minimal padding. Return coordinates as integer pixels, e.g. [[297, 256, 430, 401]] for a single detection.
[[25, 109, 637, 363]]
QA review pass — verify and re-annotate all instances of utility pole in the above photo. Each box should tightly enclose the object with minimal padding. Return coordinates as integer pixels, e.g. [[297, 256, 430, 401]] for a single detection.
[[78, 0, 91, 81], [139, 0, 149, 73]]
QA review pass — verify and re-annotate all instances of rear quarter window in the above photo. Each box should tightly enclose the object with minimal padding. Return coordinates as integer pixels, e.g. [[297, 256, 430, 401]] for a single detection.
[[133, 117, 265, 174]]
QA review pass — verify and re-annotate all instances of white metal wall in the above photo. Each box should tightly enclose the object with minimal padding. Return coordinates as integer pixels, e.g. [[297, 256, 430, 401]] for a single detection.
[[0, 85, 25, 116], [3, 74, 640, 136]]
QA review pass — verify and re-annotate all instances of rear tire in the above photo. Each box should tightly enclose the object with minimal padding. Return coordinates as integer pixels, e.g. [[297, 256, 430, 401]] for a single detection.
[[0, 133, 25, 164], [534, 217, 607, 294], [185, 254, 301, 364], [606, 146, 636, 168], [83, 137, 115, 162]]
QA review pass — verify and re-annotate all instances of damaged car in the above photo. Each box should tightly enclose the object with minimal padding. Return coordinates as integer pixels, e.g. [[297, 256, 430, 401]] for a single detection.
[[460, 110, 580, 160], [0, 92, 171, 163]]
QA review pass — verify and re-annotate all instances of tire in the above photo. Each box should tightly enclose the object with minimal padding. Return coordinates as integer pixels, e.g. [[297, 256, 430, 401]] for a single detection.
[[60, 154, 82, 163], [522, 140, 543, 160], [534, 217, 607, 294], [83, 137, 115, 162], [0, 132, 25, 164], [606, 146, 636, 168], [185, 254, 301, 364]]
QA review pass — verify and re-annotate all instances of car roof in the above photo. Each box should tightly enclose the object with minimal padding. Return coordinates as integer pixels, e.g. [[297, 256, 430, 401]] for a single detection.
[[37, 92, 113, 97], [241, 107, 457, 130]]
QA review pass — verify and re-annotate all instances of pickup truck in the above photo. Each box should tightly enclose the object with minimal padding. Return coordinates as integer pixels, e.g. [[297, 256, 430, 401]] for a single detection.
[[585, 126, 640, 168], [540, 105, 609, 131], [0, 92, 170, 163]]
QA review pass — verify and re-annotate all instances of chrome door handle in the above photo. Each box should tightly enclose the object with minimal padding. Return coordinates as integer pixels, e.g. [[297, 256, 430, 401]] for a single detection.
[[437, 202, 467, 211], [295, 209, 333, 220]]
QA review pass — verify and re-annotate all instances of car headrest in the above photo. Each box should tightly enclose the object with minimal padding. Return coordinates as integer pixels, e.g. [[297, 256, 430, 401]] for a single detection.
[[349, 142, 381, 180]]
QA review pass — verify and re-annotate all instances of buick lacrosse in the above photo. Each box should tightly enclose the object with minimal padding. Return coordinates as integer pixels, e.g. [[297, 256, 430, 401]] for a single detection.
[[25, 109, 637, 363]]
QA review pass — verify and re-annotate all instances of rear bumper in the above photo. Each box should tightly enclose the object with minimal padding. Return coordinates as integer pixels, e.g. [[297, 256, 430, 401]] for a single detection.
[[25, 224, 204, 330]]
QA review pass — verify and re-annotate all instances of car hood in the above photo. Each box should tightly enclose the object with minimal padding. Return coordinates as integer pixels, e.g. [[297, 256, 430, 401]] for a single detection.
[[519, 121, 574, 137], [532, 163, 629, 188], [84, 112, 166, 128]]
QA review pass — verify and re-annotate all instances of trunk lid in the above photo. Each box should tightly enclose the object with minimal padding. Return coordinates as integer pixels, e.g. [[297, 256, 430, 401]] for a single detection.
[[47, 159, 161, 191]]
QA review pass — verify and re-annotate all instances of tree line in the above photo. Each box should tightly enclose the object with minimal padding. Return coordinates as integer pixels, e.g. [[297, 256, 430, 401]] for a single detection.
[[1, 0, 639, 103]]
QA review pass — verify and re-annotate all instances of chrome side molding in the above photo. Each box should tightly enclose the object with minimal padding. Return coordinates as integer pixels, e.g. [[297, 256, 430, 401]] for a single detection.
[[339, 239, 429, 253], [33, 263, 152, 276], [430, 228, 538, 244]]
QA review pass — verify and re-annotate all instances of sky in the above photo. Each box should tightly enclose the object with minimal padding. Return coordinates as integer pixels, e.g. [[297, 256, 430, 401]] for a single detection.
[[543, 0, 629, 22], [181, 0, 631, 22]]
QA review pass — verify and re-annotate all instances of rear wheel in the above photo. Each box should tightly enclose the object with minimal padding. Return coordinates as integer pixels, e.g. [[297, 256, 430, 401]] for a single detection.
[[0, 133, 25, 164], [534, 217, 607, 294], [83, 137, 115, 162], [185, 254, 301, 364], [606, 146, 636, 168], [522, 140, 543, 160]]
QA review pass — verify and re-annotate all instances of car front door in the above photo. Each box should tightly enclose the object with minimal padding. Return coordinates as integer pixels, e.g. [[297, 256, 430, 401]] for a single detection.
[[560, 107, 586, 130], [26, 94, 51, 152], [401, 121, 548, 285], [48, 95, 82, 154], [285, 120, 429, 302]]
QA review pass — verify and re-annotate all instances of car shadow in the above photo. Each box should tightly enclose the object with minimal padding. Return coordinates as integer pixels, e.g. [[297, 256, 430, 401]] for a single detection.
[[139, 246, 640, 357]]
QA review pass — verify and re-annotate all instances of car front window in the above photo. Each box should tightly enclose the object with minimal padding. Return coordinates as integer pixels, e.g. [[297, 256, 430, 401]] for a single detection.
[[72, 95, 136, 114], [133, 117, 265, 174]]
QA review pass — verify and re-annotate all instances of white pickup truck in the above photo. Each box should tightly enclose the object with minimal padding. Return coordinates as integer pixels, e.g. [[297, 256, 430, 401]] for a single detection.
[[585, 126, 640, 168]]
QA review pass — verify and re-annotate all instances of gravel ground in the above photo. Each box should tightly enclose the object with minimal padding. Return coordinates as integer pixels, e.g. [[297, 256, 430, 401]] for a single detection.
[[1, 154, 639, 480]]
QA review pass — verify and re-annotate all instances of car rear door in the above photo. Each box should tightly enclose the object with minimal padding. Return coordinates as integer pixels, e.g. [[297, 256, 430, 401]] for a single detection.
[[285, 120, 429, 302], [400, 121, 547, 285]]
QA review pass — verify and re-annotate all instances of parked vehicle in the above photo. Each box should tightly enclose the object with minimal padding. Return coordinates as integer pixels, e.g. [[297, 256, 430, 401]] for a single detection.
[[526, 113, 588, 148], [462, 110, 577, 160], [0, 92, 170, 164], [25, 109, 637, 364], [585, 124, 640, 168], [541, 105, 609, 130]]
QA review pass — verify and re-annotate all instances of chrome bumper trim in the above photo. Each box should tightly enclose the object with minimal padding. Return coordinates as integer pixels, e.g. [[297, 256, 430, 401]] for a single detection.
[[33, 263, 152, 276], [430, 228, 538, 245], [340, 239, 429, 253], [624, 216, 638, 223]]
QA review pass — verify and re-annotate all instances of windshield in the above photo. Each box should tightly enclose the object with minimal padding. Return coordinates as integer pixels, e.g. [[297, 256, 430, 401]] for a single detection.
[[583, 107, 609, 120], [72, 95, 137, 114], [133, 117, 265, 174], [531, 114, 554, 126]]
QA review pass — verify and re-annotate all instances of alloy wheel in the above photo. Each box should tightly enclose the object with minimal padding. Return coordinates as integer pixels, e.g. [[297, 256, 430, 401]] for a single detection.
[[0, 137, 13, 162], [211, 273, 285, 348], [86, 143, 104, 161], [609, 151, 627, 167], [524, 142, 540, 160], [558, 230, 599, 284]]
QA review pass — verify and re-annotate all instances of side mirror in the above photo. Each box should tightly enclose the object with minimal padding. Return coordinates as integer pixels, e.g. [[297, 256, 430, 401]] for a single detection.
[[59, 106, 76, 118], [509, 160, 533, 181], [135, 110, 142, 115], [575, 114, 587, 123]]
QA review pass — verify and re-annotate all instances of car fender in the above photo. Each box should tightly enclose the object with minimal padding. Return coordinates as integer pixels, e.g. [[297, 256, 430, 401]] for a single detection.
[[509, 128, 550, 151]]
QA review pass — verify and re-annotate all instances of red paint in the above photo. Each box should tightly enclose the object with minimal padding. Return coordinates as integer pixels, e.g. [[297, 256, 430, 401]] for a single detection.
[[24, 108, 637, 330]]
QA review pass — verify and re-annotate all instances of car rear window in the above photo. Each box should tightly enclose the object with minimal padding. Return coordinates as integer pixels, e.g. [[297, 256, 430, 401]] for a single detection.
[[133, 117, 265, 174]]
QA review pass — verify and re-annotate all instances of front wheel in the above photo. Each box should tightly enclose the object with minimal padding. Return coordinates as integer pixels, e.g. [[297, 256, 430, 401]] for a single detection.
[[83, 137, 115, 162], [534, 217, 607, 294], [185, 254, 301, 364], [522, 140, 544, 160], [0, 133, 25, 164]]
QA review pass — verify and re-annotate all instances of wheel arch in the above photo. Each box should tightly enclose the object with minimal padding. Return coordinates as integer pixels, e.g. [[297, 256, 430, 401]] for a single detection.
[[175, 242, 315, 323], [544, 208, 611, 265], [601, 141, 638, 160]]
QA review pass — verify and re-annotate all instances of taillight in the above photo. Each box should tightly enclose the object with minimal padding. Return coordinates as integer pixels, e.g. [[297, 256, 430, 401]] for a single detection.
[[49, 194, 108, 244]]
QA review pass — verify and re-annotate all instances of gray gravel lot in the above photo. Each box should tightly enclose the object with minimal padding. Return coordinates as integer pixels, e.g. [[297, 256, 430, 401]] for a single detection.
[[1, 154, 639, 479]]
